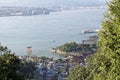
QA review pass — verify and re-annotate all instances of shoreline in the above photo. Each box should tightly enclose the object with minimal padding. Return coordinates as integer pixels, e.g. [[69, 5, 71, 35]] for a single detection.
[[51, 49, 75, 55]]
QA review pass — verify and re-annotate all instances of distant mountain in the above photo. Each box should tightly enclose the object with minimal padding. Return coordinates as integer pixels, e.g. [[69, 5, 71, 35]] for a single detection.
[[0, 0, 108, 7]]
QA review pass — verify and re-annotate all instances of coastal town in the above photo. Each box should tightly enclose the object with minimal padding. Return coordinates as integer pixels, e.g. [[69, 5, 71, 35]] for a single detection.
[[18, 52, 90, 80], [0, 7, 61, 17], [18, 33, 99, 80], [0, 6, 106, 17]]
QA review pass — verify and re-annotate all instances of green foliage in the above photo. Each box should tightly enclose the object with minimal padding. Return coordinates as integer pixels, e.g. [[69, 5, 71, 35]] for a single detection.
[[58, 42, 78, 52], [68, 66, 89, 80], [40, 56, 53, 61], [0, 44, 37, 80], [0, 44, 23, 80], [57, 42, 97, 53], [19, 61, 37, 80], [94, 0, 120, 79], [69, 0, 120, 80]]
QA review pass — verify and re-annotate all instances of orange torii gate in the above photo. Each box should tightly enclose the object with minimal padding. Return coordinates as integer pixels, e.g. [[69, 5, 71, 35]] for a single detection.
[[26, 46, 32, 56]]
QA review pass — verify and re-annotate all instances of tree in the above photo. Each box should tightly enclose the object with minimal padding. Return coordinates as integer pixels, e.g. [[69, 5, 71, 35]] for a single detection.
[[19, 61, 37, 80], [68, 65, 89, 80], [0, 44, 37, 80], [69, 0, 120, 80], [0, 44, 23, 80], [92, 0, 120, 79]]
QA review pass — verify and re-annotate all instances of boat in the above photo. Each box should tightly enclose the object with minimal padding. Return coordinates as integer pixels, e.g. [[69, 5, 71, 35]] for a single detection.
[[82, 29, 99, 34], [27, 46, 32, 48]]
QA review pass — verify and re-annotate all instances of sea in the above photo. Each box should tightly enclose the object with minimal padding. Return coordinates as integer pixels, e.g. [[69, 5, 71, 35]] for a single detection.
[[0, 8, 106, 59]]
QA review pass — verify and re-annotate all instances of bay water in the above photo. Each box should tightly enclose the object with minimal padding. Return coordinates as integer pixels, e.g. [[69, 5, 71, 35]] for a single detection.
[[0, 8, 105, 59]]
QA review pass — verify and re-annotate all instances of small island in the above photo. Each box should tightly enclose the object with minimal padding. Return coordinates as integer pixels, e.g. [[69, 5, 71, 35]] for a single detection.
[[51, 41, 97, 55]]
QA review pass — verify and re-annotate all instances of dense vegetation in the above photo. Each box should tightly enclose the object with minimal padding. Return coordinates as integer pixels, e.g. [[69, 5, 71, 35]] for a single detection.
[[19, 61, 37, 80], [69, 0, 120, 80], [57, 42, 97, 53], [0, 44, 23, 80], [0, 44, 37, 80]]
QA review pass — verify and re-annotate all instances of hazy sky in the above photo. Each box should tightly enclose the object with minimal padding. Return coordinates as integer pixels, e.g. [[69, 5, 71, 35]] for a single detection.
[[0, 0, 18, 3], [0, 0, 107, 3], [0, 0, 109, 7]]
